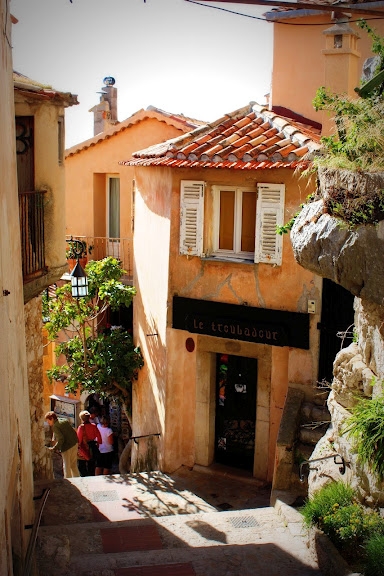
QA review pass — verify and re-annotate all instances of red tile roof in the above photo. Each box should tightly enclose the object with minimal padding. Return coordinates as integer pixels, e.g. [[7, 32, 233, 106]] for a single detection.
[[120, 103, 321, 170]]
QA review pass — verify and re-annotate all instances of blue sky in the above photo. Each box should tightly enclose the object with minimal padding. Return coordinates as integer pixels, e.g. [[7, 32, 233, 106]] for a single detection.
[[11, 0, 273, 147]]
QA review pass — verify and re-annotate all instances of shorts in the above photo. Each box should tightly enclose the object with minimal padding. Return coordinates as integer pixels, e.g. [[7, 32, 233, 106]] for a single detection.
[[96, 451, 114, 470]]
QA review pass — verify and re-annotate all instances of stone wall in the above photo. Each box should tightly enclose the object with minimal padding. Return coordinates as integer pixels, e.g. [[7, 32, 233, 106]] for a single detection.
[[289, 168, 384, 504], [307, 298, 384, 505], [25, 296, 53, 480]]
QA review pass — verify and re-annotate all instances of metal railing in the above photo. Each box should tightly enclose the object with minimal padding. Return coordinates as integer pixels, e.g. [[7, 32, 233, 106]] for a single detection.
[[19, 190, 47, 282], [66, 235, 132, 281], [23, 487, 50, 576], [131, 433, 161, 445], [299, 453, 346, 482]]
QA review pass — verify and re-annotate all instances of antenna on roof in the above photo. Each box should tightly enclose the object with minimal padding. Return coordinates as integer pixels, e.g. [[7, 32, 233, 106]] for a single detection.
[[103, 77, 116, 87]]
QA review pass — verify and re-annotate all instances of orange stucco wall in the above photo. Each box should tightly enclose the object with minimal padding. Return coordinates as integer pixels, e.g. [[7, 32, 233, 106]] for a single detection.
[[132, 165, 322, 481], [14, 92, 70, 302], [271, 14, 384, 128], [1, 6, 34, 571], [131, 166, 172, 470], [65, 118, 188, 240]]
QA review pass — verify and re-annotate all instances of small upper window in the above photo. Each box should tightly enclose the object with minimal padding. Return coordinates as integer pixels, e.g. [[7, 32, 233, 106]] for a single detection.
[[213, 186, 256, 261], [179, 181, 285, 265]]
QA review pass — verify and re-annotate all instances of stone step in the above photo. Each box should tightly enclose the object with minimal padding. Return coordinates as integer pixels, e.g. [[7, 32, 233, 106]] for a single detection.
[[34, 472, 219, 527], [36, 507, 318, 576]]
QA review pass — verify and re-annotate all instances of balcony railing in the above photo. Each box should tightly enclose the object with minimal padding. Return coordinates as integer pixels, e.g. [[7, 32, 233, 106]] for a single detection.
[[19, 190, 47, 282], [66, 235, 132, 282]]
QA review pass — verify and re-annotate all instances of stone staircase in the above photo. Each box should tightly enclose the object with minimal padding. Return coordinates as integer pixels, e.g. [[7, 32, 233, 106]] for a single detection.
[[33, 470, 322, 576]]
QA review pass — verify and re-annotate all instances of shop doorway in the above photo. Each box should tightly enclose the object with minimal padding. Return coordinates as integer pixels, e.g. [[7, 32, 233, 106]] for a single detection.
[[318, 279, 355, 384], [215, 354, 257, 471]]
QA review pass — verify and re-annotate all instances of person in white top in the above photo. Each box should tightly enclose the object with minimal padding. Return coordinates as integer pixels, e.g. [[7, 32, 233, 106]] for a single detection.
[[95, 416, 115, 475]]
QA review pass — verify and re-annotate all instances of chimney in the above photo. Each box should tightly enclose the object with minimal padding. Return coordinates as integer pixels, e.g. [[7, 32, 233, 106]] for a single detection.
[[89, 77, 118, 136], [321, 18, 361, 136]]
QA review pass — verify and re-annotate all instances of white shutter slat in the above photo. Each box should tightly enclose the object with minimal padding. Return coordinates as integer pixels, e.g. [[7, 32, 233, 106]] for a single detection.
[[180, 181, 204, 256], [255, 184, 285, 265]]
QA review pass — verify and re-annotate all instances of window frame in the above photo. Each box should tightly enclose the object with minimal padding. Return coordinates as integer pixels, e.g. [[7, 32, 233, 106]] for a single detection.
[[212, 185, 256, 261], [106, 174, 121, 239]]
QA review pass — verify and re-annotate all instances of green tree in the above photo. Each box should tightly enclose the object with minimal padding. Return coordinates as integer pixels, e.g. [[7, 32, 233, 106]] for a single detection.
[[43, 257, 144, 470]]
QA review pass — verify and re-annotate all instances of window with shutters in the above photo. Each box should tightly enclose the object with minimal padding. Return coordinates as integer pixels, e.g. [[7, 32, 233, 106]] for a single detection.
[[180, 181, 285, 265], [212, 183, 285, 265]]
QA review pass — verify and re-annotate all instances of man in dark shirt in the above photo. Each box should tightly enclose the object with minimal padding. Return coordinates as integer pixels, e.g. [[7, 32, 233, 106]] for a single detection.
[[45, 411, 80, 478]]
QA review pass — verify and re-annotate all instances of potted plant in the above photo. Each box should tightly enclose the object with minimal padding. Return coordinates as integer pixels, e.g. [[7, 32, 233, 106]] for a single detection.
[[66, 239, 94, 271]]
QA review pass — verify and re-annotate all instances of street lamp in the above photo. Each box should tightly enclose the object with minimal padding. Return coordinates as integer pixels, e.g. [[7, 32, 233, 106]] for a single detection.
[[70, 260, 88, 298], [67, 238, 88, 298]]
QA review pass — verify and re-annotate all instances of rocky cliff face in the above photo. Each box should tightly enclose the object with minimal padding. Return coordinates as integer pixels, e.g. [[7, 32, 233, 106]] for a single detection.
[[290, 169, 384, 307], [290, 169, 384, 504], [305, 299, 384, 505]]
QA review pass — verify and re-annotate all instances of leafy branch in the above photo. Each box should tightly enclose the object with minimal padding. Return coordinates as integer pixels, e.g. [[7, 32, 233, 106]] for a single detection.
[[311, 21, 384, 172], [44, 257, 143, 423]]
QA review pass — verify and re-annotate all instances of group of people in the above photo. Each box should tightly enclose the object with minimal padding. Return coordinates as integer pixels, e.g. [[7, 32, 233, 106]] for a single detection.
[[45, 407, 116, 479]]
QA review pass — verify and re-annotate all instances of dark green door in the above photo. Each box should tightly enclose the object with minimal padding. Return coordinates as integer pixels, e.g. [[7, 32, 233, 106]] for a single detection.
[[215, 354, 257, 471]]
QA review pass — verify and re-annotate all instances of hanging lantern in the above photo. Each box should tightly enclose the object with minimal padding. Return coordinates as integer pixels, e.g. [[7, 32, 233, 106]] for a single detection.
[[70, 260, 88, 298]]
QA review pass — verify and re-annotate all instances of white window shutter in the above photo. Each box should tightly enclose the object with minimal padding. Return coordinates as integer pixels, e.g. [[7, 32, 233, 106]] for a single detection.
[[180, 181, 205, 256], [255, 183, 285, 265]]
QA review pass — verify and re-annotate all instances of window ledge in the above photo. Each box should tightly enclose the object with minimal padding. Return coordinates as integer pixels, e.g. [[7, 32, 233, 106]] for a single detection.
[[202, 255, 254, 265]]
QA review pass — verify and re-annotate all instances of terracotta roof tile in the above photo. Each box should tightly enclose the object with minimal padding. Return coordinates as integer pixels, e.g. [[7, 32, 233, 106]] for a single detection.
[[194, 133, 212, 146], [233, 115, 254, 129], [222, 132, 242, 146], [262, 127, 279, 139], [291, 145, 311, 157], [249, 134, 267, 147], [205, 144, 224, 156], [179, 142, 199, 155], [247, 126, 267, 139], [234, 143, 254, 158], [232, 135, 251, 148], [263, 135, 282, 147], [221, 126, 238, 140], [120, 102, 321, 170], [276, 143, 299, 157], [276, 138, 292, 148], [262, 144, 281, 156]]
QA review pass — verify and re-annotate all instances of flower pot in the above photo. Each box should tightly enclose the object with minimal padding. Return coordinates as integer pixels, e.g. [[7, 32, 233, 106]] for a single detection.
[[67, 257, 87, 272]]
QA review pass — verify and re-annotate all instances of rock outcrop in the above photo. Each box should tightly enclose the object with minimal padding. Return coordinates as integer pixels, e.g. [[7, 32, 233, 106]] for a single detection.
[[306, 300, 384, 504], [290, 168, 384, 505], [291, 169, 384, 307]]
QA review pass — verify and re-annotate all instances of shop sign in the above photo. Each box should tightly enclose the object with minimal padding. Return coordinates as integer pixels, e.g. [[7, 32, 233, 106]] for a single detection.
[[172, 296, 309, 349], [187, 315, 287, 346]]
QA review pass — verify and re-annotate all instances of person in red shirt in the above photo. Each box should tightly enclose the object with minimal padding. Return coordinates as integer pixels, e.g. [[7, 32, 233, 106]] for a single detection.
[[77, 410, 102, 476]]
